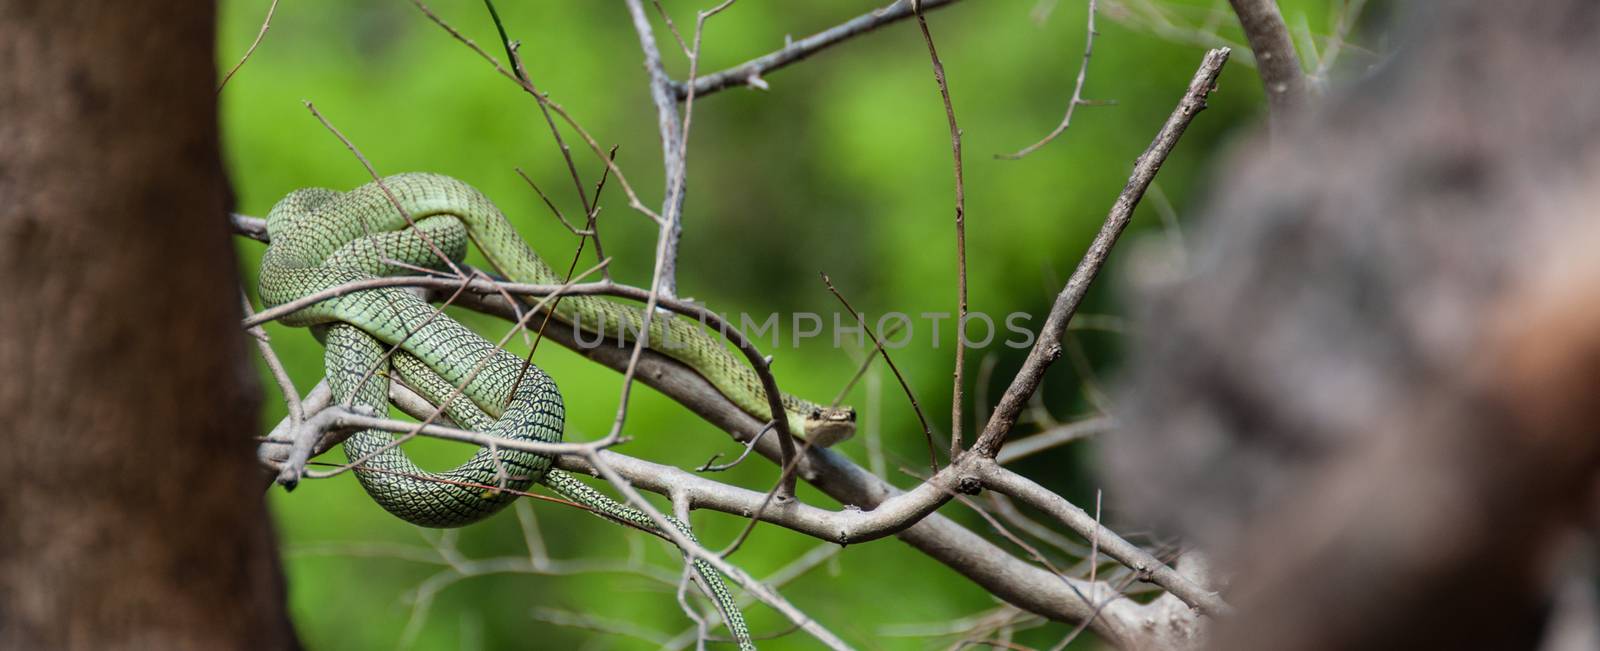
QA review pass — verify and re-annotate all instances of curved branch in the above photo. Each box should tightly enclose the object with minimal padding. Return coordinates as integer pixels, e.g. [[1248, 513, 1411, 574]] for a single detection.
[[979, 461, 1231, 616], [1227, 0, 1306, 130]]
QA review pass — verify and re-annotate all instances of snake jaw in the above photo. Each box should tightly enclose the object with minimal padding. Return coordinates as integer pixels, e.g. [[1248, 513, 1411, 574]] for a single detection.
[[801, 406, 857, 448]]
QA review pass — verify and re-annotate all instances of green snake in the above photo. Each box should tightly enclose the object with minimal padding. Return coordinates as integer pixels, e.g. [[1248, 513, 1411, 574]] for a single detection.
[[259, 173, 853, 648]]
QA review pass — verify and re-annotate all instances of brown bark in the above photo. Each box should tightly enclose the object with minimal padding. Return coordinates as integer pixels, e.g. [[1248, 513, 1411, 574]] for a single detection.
[[1111, 2, 1600, 650], [0, 2, 298, 649]]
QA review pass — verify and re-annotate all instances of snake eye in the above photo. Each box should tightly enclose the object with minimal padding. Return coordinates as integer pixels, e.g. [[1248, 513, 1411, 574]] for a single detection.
[[848, 410, 857, 423], [809, 408, 821, 419]]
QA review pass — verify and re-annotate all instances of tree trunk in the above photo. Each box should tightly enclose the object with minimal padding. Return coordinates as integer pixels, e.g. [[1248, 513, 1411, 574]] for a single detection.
[[0, 2, 299, 649]]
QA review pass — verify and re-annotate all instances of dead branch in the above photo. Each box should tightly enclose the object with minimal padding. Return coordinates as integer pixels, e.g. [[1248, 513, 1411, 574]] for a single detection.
[[909, 0, 971, 460], [216, 0, 280, 93], [622, 0, 689, 298], [671, 0, 967, 99], [1226, 0, 1306, 130], [1000, 0, 1101, 160], [971, 47, 1231, 459]]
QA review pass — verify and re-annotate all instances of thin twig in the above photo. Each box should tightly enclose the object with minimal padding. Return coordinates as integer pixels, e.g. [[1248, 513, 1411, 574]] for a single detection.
[[985, 491, 1092, 558], [822, 273, 939, 474], [241, 291, 306, 486], [971, 48, 1231, 458], [410, 0, 663, 226], [649, 1, 693, 57], [697, 421, 773, 472], [581, 146, 620, 280], [999, 0, 1100, 160], [515, 168, 591, 236], [217, 0, 281, 93], [481, 0, 599, 224], [303, 101, 466, 279], [673, 0, 968, 99], [947, 489, 1092, 608], [624, 0, 690, 298], [585, 452, 855, 650], [995, 416, 1114, 464], [1227, 0, 1306, 131], [1311, 0, 1370, 84], [979, 461, 1230, 615], [910, 0, 970, 461]]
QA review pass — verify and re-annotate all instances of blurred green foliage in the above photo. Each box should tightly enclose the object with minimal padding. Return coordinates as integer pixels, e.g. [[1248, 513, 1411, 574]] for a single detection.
[[221, 0, 1353, 648]]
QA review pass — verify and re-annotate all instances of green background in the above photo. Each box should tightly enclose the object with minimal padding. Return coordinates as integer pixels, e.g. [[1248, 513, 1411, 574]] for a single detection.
[[222, 1, 1366, 648]]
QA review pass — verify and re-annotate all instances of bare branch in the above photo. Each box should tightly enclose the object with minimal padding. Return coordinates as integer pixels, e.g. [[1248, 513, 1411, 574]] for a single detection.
[[303, 101, 466, 279], [995, 416, 1114, 465], [409, 0, 664, 226], [241, 291, 304, 483], [999, 0, 1100, 160], [672, 0, 967, 99], [979, 461, 1230, 616], [623, 0, 689, 298], [216, 0, 280, 93], [822, 273, 939, 474], [446, 287, 1195, 645], [1227, 0, 1306, 130], [909, 0, 970, 460], [231, 213, 269, 242], [583, 452, 853, 650], [234, 46, 1229, 629], [294, 409, 621, 458], [972, 48, 1230, 459]]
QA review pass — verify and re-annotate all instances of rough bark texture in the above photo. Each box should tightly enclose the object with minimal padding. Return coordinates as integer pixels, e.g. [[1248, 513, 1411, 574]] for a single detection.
[[0, 2, 299, 649], [1110, 2, 1600, 650]]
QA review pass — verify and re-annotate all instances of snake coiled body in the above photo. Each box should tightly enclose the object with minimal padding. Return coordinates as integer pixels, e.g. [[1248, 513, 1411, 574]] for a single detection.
[[257, 174, 765, 648]]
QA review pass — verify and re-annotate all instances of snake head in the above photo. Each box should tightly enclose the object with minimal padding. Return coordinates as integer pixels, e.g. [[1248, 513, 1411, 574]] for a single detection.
[[802, 406, 857, 448]]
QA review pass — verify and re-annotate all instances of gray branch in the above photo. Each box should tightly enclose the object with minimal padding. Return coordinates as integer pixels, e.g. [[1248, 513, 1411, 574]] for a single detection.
[[971, 47, 1231, 459], [622, 0, 687, 299], [669, 0, 966, 99], [1227, 0, 1306, 130]]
